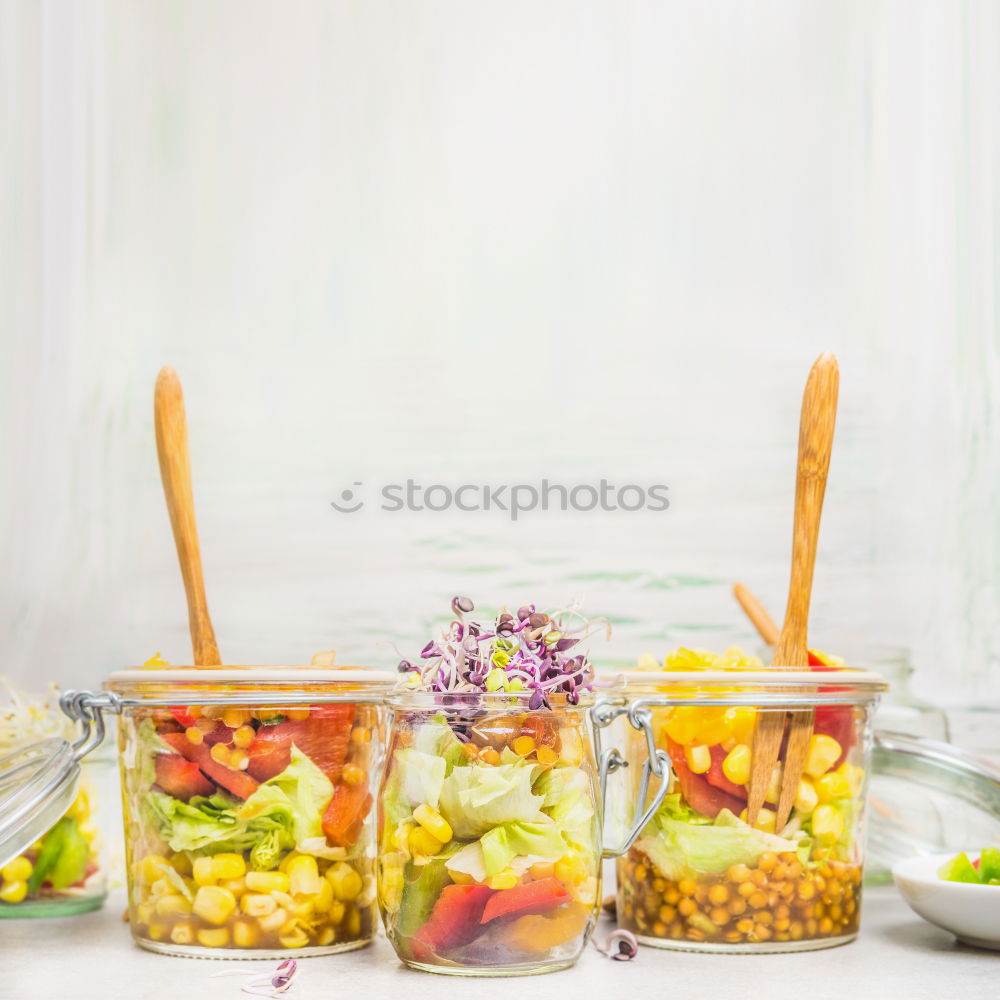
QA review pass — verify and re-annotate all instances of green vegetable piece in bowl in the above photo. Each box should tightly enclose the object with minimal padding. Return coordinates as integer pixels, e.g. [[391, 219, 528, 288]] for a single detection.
[[977, 848, 1000, 885], [937, 852, 982, 884]]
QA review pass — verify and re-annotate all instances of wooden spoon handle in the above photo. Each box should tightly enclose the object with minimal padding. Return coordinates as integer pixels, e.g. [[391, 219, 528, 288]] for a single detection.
[[733, 582, 780, 647], [154, 367, 221, 666], [773, 353, 839, 668]]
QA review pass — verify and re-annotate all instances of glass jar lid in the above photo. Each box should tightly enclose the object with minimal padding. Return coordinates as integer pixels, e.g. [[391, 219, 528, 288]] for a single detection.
[[0, 739, 80, 870], [614, 667, 887, 705], [105, 666, 394, 705], [868, 731, 1000, 871]]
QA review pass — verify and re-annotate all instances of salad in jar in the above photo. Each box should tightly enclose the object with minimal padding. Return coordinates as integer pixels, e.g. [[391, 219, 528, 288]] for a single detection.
[[616, 648, 882, 952], [378, 598, 604, 975], [115, 661, 383, 956], [0, 679, 106, 917]]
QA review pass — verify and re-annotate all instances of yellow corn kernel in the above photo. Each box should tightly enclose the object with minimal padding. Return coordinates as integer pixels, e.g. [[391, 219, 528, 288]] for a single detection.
[[278, 853, 299, 874], [196, 715, 218, 733], [192, 886, 237, 926], [232, 918, 261, 949], [342, 763, 366, 787], [279, 924, 310, 949], [211, 853, 247, 881], [379, 868, 404, 910], [136, 902, 155, 925], [393, 821, 414, 852], [1, 857, 32, 883], [138, 854, 170, 885], [413, 803, 453, 844], [210, 743, 231, 766], [722, 744, 751, 786], [232, 725, 255, 749], [220, 877, 246, 899], [408, 827, 443, 859], [511, 735, 536, 757], [488, 871, 519, 890], [795, 779, 819, 815], [316, 925, 336, 947], [149, 877, 172, 898], [170, 919, 197, 945], [154, 894, 193, 917], [812, 805, 845, 843], [739, 807, 776, 834], [287, 855, 321, 896], [529, 861, 555, 880], [245, 871, 290, 893], [184, 726, 204, 746], [286, 708, 311, 722], [326, 862, 363, 902], [836, 762, 864, 795], [554, 854, 587, 886], [290, 896, 316, 920], [230, 749, 250, 771], [169, 853, 193, 877], [313, 878, 334, 913], [222, 708, 251, 729], [345, 905, 362, 938], [685, 744, 712, 774], [192, 856, 217, 887], [815, 771, 851, 803], [146, 921, 170, 942], [327, 898, 346, 925], [241, 893, 277, 917], [271, 890, 294, 909], [576, 876, 599, 906], [352, 727, 372, 745], [0, 880, 28, 904], [258, 906, 288, 932], [536, 745, 560, 766], [479, 747, 501, 766], [196, 927, 230, 948], [804, 735, 843, 778]]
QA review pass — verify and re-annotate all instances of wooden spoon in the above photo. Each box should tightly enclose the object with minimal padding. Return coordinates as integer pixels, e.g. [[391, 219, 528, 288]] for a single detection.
[[732, 582, 780, 647], [746, 353, 839, 828], [154, 366, 221, 666]]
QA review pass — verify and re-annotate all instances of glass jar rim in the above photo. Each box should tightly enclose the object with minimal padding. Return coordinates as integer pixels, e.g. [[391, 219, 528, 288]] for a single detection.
[[385, 688, 595, 711], [611, 667, 887, 705], [105, 666, 394, 703]]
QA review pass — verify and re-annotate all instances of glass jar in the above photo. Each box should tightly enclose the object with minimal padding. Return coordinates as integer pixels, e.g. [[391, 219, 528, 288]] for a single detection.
[[100, 666, 390, 958], [0, 682, 110, 918], [610, 668, 886, 953], [376, 691, 666, 976]]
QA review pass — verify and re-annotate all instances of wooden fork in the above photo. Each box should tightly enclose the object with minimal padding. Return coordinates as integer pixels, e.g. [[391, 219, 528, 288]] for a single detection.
[[746, 353, 839, 829]]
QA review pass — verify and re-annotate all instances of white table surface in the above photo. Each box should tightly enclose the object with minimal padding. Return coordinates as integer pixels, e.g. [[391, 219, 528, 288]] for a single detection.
[[1, 887, 996, 1000]]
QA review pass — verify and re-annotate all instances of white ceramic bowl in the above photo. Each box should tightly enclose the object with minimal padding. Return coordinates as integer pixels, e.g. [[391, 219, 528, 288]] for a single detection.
[[893, 853, 1000, 951]]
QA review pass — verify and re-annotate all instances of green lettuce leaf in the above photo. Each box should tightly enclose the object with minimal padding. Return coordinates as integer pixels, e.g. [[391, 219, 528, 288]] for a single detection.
[[146, 748, 333, 866], [636, 807, 805, 879], [439, 759, 546, 839], [533, 766, 597, 851], [480, 821, 567, 876]]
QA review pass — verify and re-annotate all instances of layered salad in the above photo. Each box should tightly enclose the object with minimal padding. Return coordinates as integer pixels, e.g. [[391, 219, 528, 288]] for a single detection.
[[0, 680, 104, 915], [617, 647, 866, 949], [378, 598, 603, 974], [122, 663, 378, 953]]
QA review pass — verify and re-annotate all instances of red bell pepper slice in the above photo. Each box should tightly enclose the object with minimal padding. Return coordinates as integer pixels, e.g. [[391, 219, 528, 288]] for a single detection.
[[322, 781, 372, 848], [154, 753, 215, 801], [704, 744, 748, 801], [411, 884, 494, 959], [161, 731, 260, 800], [666, 738, 746, 819], [480, 877, 571, 924]]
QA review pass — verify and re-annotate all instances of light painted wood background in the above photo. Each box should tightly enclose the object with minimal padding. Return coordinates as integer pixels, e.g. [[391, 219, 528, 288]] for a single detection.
[[2, 2, 997, 710]]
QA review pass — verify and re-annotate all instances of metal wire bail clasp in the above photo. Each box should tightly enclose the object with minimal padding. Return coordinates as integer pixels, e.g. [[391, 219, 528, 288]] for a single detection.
[[591, 697, 672, 859], [59, 690, 122, 761]]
